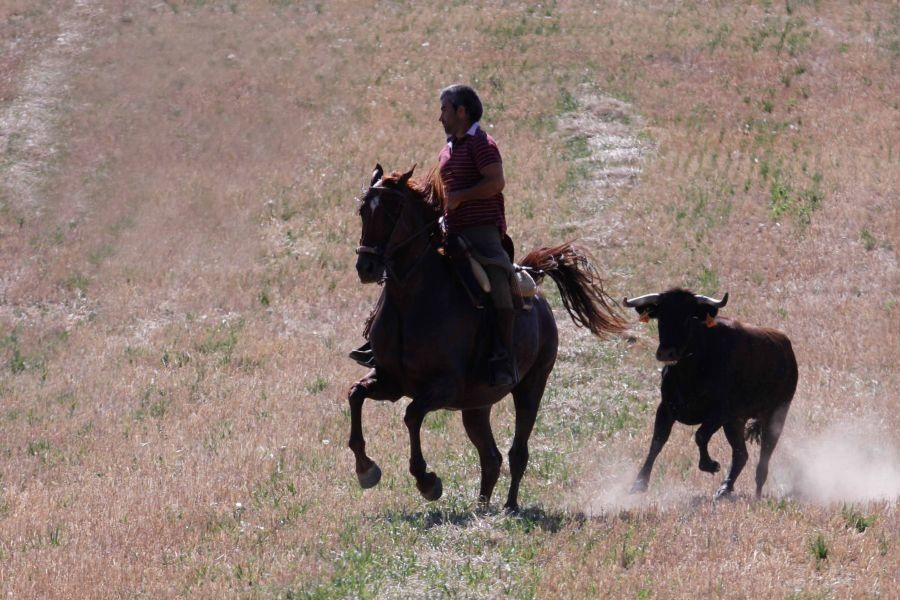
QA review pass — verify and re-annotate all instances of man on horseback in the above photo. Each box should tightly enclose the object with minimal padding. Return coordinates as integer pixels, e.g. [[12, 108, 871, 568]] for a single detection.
[[436, 84, 517, 387], [348, 84, 517, 387], [347, 126, 626, 506]]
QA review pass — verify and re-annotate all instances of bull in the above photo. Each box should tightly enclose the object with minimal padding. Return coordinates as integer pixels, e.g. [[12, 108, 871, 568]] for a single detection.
[[623, 288, 797, 499]]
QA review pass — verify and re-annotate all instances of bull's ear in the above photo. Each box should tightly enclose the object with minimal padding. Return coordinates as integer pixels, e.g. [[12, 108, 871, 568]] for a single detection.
[[698, 305, 719, 326], [398, 164, 417, 187], [635, 307, 655, 322], [370, 164, 384, 187]]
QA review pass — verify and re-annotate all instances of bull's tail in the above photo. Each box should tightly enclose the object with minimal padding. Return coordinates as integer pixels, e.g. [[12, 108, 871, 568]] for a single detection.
[[521, 242, 628, 338], [745, 419, 763, 445]]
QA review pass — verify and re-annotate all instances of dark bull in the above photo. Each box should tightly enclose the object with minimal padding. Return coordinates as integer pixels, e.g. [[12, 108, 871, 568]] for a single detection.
[[623, 288, 798, 500]]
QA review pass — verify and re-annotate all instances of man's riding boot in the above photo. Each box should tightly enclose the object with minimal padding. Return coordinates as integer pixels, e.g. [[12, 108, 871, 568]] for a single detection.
[[489, 308, 518, 387], [348, 341, 376, 368]]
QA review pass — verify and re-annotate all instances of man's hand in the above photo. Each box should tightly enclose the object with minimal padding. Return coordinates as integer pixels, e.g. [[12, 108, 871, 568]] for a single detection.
[[444, 162, 505, 212]]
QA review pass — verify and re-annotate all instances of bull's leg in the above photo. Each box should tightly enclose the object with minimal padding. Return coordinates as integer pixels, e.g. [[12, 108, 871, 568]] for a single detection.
[[462, 407, 502, 505], [630, 404, 676, 493], [404, 399, 443, 501], [715, 420, 749, 500], [347, 370, 401, 489], [505, 369, 548, 513], [695, 418, 723, 474], [756, 404, 790, 498]]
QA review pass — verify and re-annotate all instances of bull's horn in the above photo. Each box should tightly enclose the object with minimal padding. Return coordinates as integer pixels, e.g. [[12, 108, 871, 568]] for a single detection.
[[623, 293, 660, 308], [695, 292, 729, 308]]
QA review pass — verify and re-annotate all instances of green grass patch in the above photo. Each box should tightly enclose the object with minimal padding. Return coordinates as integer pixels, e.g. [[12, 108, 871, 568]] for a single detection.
[[133, 384, 169, 421], [764, 163, 824, 226], [196, 320, 243, 366], [305, 375, 328, 395], [841, 504, 875, 533], [424, 409, 451, 433], [63, 272, 89, 294], [807, 532, 828, 563]]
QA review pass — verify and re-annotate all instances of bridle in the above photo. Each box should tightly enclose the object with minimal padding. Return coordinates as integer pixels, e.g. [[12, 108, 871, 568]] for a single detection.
[[355, 186, 440, 282]]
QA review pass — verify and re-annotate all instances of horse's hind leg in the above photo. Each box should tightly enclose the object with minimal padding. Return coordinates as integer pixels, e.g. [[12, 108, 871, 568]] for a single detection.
[[404, 399, 443, 501], [505, 370, 549, 512], [462, 407, 502, 505], [347, 371, 400, 489], [756, 403, 790, 498]]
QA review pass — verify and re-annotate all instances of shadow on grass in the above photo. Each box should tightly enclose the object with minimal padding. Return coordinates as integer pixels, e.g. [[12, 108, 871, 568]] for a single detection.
[[374, 503, 583, 533]]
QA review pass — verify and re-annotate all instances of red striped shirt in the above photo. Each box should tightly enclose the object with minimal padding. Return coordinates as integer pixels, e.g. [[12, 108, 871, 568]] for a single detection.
[[438, 125, 506, 234]]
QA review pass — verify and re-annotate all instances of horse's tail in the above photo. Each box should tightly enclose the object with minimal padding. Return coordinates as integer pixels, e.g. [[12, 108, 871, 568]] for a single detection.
[[521, 242, 628, 338], [745, 419, 763, 445]]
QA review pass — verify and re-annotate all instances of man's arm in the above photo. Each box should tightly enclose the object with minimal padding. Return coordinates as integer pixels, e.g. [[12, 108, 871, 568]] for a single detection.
[[446, 162, 505, 211]]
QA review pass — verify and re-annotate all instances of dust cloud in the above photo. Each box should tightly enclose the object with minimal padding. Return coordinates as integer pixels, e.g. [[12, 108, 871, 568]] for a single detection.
[[572, 457, 702, 515], [575, 418, 898, 514], [772, 418, 900, 504]]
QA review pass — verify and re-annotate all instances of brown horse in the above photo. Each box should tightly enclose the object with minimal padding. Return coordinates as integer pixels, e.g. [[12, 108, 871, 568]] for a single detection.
[[348, 164, 626, 511]]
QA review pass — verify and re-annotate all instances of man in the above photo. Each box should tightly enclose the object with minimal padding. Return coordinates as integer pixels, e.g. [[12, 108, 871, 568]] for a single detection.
[[436, 84, 517, 387], [350, 84, 517, 387]]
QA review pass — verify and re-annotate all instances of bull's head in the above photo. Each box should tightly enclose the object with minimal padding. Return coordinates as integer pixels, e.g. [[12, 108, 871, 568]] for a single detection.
[[623, 288, 728, 364]]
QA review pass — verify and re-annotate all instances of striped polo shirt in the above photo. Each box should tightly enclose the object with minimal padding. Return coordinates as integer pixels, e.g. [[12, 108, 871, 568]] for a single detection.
[[438, 123, 506, 234]]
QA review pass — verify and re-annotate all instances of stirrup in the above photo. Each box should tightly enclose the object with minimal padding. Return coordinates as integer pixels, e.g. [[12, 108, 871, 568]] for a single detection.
[[488, 352, 518, 388]]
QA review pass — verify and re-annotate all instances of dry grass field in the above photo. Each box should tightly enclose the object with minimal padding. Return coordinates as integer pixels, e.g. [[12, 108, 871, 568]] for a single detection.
[[1, 0, 897, 597]]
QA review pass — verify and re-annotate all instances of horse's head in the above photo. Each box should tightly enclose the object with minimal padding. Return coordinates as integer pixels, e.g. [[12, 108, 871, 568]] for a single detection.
[[355, 163, 440, 284]]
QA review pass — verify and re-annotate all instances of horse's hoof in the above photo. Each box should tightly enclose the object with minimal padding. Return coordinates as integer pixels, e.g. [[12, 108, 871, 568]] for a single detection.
[[503, 502, 520, 515], [357, 463, 382, 489], [419, 474, 443, 501], [629, 479, 648, 494], [699, 459, 721, 474]]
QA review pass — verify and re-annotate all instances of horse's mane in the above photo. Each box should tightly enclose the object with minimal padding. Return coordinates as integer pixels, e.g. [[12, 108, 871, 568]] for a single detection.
[[381, 167, 444, 217]]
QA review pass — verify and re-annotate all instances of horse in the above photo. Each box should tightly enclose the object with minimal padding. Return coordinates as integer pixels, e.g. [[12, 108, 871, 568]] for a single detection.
[[348, 164, 626, 511]]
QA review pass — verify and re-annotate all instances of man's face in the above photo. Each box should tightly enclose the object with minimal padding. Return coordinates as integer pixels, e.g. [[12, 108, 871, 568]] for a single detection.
[[439, 99, 467, 137]]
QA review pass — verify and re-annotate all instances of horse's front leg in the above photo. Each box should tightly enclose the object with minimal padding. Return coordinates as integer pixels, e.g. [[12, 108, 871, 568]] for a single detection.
[[403, 398, 443, 501], [348, 369, 401, 489]]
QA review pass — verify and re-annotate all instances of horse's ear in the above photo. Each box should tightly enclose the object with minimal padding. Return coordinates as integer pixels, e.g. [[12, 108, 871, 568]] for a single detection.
[[398, 164, 416, 187], [370, 164, 384, 187]]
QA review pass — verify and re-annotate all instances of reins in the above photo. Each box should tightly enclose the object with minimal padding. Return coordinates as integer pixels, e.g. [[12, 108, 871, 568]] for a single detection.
[[355, 186, 441, 283]]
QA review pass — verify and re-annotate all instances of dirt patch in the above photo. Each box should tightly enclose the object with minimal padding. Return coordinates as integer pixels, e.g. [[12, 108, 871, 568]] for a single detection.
[[0, 0, 96, 214], [0, 0, 98, 332], [553, 87, 653, 250]]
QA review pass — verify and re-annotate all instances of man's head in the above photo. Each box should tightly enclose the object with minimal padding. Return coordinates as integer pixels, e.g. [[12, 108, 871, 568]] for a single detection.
[[439, 84, 483, 138]]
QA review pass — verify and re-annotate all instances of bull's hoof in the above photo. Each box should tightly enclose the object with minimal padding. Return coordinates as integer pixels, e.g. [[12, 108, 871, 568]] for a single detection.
[[699, 459, 721, 474], [503, 502, 520, 515], [629, 479, 648, 494], [357, 463, 382, 489], [418, 473, 443, 502], [713, 485, 735, 502]]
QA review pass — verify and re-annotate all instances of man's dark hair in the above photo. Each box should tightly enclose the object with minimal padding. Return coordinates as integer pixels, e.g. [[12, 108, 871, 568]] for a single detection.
[[440, 84, 483, 124]]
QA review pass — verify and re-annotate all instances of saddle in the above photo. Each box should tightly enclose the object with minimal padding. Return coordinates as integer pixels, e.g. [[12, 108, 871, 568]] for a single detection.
[[444, 234, 539, 311]]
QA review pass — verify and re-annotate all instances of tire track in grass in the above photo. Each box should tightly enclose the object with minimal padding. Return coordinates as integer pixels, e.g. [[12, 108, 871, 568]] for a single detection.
[[0, 0, 94, 215], [554, 87, 653, 245], [538, 87, 653, 480], [0, 0, 96, 329]]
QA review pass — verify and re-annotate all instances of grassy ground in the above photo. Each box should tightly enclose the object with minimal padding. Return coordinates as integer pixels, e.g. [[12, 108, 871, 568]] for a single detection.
[[1, 0, 897, 597]]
